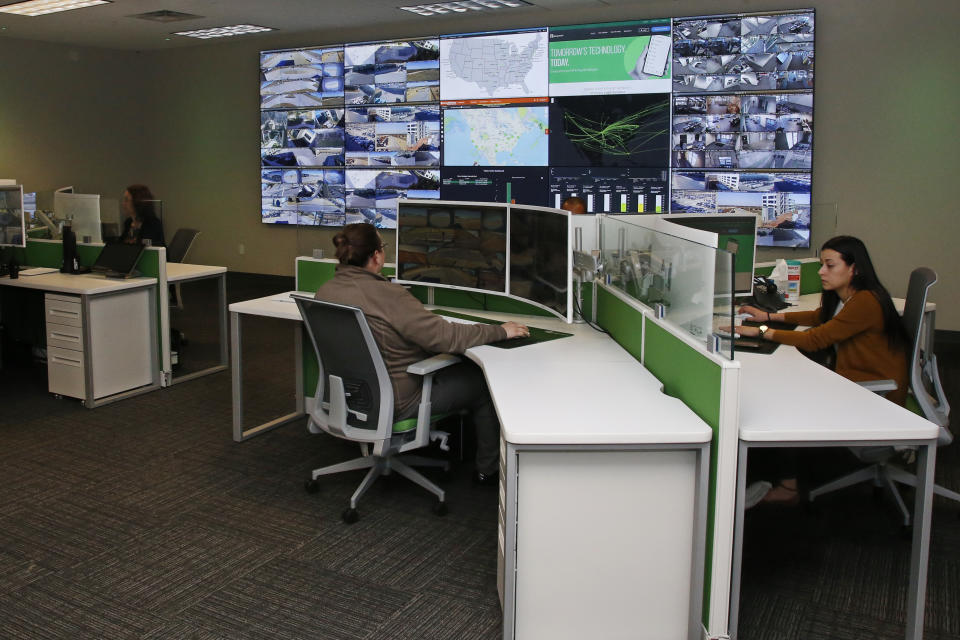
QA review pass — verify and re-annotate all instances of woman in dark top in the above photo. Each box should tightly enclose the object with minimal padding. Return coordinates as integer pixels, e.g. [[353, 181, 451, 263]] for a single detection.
[[121, 184, 165, 247]]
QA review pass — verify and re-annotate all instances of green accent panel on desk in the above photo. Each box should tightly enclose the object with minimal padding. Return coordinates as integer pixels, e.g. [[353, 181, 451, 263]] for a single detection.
[[579, 282, 594, 320], [643, 321, 722, 623], [27, 227, 50, 239], [296, 261, 337, 292], [24, 240, 62, 268], [295, 261, 396, 293], [595, 286, 643, 361], [77, 245, 101, 267], [755, 261, 821, 295], [134, 249, 161, 277]]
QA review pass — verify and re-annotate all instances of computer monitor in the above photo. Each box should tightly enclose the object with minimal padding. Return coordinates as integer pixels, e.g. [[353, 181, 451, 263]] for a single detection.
[[54, 192, 102, 243], [22, 192, 37, 226], [0, 185, 26, 248], [508, 204, 573, 322], [660, 213, 757, 295], [395, 199, 507, 294]]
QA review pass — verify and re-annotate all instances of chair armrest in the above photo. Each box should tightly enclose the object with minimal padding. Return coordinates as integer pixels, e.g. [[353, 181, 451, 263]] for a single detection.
[[858, 379, 897, 394], [407, 353, 461, 376]]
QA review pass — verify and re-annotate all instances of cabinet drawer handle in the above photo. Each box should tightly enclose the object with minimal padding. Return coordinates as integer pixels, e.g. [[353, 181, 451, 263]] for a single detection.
[[51, 355, 82, 367], [50, 332, 80, 341], [50, 309, 80, 319]]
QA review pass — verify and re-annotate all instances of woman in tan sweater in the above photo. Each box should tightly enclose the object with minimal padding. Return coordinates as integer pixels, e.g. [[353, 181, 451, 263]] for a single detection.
[[738, 235, 909, 505]]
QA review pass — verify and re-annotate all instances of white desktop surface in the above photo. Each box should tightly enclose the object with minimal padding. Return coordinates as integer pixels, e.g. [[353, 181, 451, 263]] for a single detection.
[[429, 309, 712, 446], [1, 269, 156, 294], [166, 262, 227, 282], [229, 291, 301, 320], [738, 346, 938, 443], [784, 292, 934, 315]]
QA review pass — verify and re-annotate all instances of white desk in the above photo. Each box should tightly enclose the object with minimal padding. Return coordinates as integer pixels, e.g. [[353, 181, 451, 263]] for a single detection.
[[730, 344, 939, 640], [0, 270, 160, 407], [166, 263, 228, 385], [229, 294, 713, 640], [455, 310, 711, 640]]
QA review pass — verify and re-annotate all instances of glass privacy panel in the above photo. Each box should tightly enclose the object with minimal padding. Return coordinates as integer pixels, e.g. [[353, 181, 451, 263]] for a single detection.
[[598, 215, 734, 357]]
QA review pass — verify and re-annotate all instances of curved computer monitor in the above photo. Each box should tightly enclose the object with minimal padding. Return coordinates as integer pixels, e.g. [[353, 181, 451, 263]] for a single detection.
[[395, 199, 572, 323], [54, 192, 102, 244], [0, 185, 26, 248], [396, 199, 508, 295], [507, 203, 572, 323]]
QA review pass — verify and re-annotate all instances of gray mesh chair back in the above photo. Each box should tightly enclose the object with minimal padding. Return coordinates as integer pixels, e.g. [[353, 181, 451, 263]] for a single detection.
[[294, 296, 394, 443], [902, 268, 950, 436], [167, 228, 200, 263]]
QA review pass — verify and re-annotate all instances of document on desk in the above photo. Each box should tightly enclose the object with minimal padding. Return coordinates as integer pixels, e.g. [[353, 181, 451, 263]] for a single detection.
[[19, 267, 59, 276]]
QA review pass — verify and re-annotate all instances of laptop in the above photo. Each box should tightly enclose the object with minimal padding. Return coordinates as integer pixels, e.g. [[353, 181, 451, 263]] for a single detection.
[[91, 242, 145, 278]]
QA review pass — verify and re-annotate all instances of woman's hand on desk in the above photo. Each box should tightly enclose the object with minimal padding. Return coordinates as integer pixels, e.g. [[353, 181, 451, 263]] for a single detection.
[[738, 305, 784, 323], [501, 321, 530, 339]]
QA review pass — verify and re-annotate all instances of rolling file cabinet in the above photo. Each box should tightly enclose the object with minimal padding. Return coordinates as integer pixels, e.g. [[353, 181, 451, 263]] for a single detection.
[[1, 271, 160, 407], [45, 290, 154, 403]]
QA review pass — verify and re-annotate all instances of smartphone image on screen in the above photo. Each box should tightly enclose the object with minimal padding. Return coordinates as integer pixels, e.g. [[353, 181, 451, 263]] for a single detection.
[[641, 35, 671, 77]]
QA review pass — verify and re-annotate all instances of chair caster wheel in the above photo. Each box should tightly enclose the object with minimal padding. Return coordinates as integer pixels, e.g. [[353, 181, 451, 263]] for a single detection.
[[432, 501, 448, 517], [342, 508, 359, 524], [304, 479, 319, 494]]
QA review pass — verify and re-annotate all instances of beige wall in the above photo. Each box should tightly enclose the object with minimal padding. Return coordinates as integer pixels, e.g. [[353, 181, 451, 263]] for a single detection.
[[2, 0, 957, 328]]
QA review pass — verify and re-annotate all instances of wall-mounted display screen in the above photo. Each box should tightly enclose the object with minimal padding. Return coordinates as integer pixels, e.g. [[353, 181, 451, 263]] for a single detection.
[[260, 8, 813, 246]]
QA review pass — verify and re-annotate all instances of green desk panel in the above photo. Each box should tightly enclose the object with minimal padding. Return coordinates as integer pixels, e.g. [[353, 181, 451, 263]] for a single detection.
[[595, 286, 643, 361], [644, 320, 722, 622]]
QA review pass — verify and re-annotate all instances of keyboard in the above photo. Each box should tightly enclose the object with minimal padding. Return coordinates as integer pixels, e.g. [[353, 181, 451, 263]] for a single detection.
[[432, 309, 573, 349]]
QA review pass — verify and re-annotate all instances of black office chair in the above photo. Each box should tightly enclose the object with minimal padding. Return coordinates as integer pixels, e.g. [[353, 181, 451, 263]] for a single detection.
[[293, 294, 457, 524], [167, 228, 200, 310], [808, 267, 956, 526]]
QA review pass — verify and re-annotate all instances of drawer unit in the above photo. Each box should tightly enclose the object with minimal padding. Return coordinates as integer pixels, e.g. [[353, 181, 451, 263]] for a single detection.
[[45, 293, 86, 400], [44, 293, 83, 328], [47, 322, 84, 352], [48, 345, 86, 399]]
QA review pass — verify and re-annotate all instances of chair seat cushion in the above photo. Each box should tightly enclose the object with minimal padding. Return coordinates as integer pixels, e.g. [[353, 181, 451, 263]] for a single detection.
[[392, 412, 450, 433]]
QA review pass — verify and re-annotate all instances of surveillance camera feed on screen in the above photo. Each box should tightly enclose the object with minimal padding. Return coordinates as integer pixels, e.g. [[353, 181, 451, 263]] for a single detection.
[[260, 10, 814, 246], [396, 202, 507, 293]]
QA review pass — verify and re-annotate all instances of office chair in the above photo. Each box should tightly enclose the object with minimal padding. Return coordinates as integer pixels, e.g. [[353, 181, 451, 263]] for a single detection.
[[167, 228, 200, 310], [293, 294, 456, 524], [808, 267, 956, 527]]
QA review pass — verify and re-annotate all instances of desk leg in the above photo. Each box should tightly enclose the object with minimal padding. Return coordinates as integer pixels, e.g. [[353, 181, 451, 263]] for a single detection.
[[728, 441, 749, 640], [231, 312, 306, 442], [218, 274, 229, 368], [231, 310, 244, 441], [905, 442, 935, 640]]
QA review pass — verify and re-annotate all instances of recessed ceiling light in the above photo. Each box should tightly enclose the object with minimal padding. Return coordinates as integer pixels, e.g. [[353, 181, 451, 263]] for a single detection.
[[0, 0, 110, 16], [172, 24, 274, 39], [398, 0, 531, 17]]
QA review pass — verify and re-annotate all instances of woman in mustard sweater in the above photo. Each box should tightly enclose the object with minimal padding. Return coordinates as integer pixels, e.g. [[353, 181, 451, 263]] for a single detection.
[[738, 235, 909, 505]]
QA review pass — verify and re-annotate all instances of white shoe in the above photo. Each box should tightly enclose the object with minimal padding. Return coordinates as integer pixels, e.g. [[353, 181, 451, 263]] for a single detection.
[[744, 481, 772, 509]]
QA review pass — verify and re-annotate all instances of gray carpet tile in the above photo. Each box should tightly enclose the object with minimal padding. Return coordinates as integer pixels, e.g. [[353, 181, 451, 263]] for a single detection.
[[178, 558, 413, 640], [0, 492, 149, 572], [142, 621, 234, 640], [424, 527, 501, 606], [0, 548, 51, 597], [55, 520, 283, 618], [0, 573, 167, 639], [369, 590, 504, 640]]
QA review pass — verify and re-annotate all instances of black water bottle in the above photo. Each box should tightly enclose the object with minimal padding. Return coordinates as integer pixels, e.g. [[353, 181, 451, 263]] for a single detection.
[[61, 222, 78, 274]]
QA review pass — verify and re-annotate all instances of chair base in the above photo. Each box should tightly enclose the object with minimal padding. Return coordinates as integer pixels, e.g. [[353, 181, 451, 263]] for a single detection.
[[809, 461, 960, 527], [310, 452, 449, 510]]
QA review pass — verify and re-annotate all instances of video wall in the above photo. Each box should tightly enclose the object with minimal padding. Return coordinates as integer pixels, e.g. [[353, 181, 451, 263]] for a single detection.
[[260, 9, 814, 247]]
